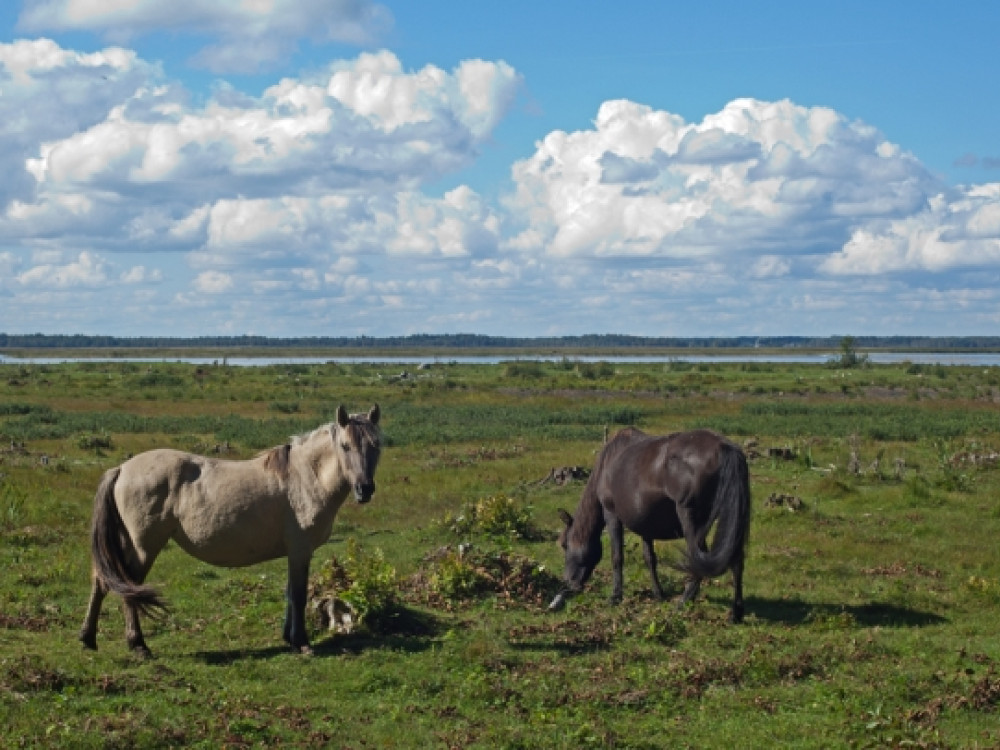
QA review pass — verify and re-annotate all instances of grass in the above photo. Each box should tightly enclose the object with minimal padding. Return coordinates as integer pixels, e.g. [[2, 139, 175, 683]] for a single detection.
[[1, 359, 999, 747]]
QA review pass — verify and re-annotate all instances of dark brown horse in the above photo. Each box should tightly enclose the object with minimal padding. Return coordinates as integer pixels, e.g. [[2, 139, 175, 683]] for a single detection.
[[549, 427, 750, 622]]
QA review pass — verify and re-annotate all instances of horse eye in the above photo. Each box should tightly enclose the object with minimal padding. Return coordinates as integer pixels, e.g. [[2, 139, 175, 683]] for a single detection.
[[341, 443, 351, 452]]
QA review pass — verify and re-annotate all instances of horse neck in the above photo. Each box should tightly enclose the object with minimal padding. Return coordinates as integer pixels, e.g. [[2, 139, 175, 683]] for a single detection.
[[292, 427, 347, 497], [569, 430, 640, 544]]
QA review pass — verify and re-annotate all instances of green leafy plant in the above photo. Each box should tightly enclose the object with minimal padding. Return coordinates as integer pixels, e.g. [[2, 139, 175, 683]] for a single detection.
[[310, 539, 399, 632], [429, 550, 489, 601], [441, 494, 540, 540]]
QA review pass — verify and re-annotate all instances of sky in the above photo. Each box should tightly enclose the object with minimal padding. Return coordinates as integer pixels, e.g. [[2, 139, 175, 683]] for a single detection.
[[1, 1, 999, 339]]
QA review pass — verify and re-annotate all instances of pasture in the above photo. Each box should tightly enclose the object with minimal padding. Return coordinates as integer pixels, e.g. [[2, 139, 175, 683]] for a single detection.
[[1, 357, 999, 748]]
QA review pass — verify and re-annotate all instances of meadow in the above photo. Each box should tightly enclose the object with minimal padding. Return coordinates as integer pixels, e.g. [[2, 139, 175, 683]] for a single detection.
[[1, 357, 999, 748]]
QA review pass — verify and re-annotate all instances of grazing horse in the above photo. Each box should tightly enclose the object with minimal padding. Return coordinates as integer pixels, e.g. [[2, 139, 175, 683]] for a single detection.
[[549, 427, 750, 622], [79, 405, 382, 656]]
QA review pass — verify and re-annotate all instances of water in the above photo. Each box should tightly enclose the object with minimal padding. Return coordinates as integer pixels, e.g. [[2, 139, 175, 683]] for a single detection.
[[3, 352, 1000, 366]]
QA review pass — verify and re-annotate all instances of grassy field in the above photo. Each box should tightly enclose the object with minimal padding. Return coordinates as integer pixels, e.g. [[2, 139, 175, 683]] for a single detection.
[[1, 358, 999, 748]]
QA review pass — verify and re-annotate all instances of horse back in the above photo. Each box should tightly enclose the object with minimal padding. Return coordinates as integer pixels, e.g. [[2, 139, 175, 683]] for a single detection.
[[598, 429, 735, 537], [116, 449, 207, 513]]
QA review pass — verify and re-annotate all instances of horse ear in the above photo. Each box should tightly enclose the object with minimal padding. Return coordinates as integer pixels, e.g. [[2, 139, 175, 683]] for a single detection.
[[558, 508, 573, 528], [336, 405, 349, 428], [368, 404, 380, 425]]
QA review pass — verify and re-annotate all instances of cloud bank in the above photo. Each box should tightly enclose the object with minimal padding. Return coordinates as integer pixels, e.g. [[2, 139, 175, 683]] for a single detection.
[[2, 35, 999, 336]]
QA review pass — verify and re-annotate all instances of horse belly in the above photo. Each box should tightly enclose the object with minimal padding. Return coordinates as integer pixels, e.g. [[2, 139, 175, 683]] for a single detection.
[[172, 479, 290, 568], [628, 496, 683, 540], [175, 521, 288, 567]]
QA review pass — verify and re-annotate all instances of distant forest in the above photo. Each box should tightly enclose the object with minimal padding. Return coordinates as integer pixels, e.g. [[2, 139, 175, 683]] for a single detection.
[[2, 333, 999, 351]]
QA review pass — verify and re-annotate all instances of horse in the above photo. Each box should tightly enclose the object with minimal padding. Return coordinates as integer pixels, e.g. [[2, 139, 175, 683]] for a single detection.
[[79, 405, 382, 656], [549, 427, 750, 623]]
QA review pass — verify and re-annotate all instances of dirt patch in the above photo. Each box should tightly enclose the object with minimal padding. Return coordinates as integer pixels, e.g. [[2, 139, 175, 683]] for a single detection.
[[861, 562, 943, 579]]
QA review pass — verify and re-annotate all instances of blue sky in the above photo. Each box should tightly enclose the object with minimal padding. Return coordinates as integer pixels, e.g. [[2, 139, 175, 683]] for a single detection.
[[2, 1, 999, 338]]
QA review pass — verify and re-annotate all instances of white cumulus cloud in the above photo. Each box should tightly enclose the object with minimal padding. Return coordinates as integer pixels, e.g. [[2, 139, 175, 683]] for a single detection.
[[822, 183, 1000, 274], [17, 250, 110, 288], [504, 97, 939, 260], [192, 270, 233, 294], [2, 43, 522, 264]]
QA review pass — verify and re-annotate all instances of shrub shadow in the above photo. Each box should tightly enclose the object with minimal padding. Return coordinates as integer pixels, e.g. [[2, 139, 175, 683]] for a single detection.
[[314, 604, 442, 656]]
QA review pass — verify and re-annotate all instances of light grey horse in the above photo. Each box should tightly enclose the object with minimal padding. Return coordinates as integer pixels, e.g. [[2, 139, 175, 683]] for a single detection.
[[79, 405, 381, 656]]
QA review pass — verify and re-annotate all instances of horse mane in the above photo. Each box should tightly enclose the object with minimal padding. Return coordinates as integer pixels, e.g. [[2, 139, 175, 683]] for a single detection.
[[288, 416, 381, 451], [569, 427, 647, 544], [262, 443, 292, 480]]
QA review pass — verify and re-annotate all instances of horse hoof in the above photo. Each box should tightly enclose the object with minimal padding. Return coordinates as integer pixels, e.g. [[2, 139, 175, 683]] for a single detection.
[[131, 645, 153, 659], [79, 633, 97, 651], [298, 645, 314, 656]]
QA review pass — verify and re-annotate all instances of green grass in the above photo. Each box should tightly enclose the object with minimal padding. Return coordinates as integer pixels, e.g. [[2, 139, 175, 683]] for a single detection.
[[2, 360, 1000, 747]]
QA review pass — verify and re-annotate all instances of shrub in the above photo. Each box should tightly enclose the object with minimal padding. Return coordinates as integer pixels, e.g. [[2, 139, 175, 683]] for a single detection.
[[503, 361, 545, 379], [826, 336, 869, 369], [77, 434, 113, 451], [419, 546, 561, 607], [310, 539, 399, 632], [430, 550, 489, 601], [577, 361, 615, 380], [441, 494, 541, 540], [135, 371, 185, 387]]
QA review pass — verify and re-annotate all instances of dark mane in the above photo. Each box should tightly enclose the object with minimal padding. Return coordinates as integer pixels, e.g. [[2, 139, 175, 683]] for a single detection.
[[263, 443, 292, 480]]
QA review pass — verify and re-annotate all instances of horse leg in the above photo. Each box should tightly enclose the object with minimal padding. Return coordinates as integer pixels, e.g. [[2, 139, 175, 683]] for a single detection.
[[605, 513, 625, 605], [284, 552, 312, 654], [123, 601, 151, 657], [677, 536, 708, 611], [641, 538, 666, 600], [678, 577, 702, 611], [282, 582, 293, 645], [123, 551, 160, 657], [79, 573, 107, 650]]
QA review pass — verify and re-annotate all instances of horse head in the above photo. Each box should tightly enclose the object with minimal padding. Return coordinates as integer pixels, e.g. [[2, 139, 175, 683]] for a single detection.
[[334, 404, 381, 504], [549, 508, 602, 611]]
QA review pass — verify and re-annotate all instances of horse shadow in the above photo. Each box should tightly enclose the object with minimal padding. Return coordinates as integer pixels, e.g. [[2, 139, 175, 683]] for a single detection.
[[738, 594, 947, 628], [191, 605, 442, 664]]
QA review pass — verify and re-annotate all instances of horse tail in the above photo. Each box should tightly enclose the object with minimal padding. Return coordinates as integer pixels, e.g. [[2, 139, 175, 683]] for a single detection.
[[90, 466, 168, 619], [678, 443, 751, 579]]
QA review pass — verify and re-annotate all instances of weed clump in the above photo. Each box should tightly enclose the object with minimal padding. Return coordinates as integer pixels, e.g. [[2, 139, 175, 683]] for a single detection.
[[440, 494, 546, 541], [309, 539, 399, 633], [408, 545, 561, 609]]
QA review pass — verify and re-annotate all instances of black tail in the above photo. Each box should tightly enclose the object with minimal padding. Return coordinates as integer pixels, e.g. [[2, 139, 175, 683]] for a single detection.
[[677, 444, 751, 579], [91, 467, 168, 619]]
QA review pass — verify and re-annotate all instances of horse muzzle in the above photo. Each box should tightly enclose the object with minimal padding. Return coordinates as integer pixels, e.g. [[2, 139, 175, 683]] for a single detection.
[[548, 588, 575, 612], [354, 481, 375, 504]]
